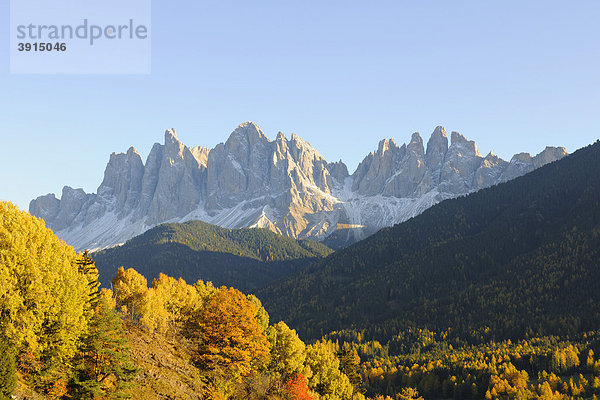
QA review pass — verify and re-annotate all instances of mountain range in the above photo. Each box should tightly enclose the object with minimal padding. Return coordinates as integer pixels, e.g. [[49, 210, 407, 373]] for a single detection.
[[30, 122, 567, 250]]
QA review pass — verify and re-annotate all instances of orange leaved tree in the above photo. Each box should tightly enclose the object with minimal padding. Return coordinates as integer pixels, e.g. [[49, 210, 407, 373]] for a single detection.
[[286, 373, 316, 400], [191, 287, 270, 379]]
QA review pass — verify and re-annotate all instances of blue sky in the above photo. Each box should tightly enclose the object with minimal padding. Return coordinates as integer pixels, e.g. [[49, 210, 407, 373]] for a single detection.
[[1, 1, 599, 210]]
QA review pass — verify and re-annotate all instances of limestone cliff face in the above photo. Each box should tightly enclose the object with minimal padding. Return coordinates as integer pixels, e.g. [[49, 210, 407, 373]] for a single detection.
[[29, 122, 567, 250], [351, 126, 567, 198], [144, 129, 205, 224], [97, 146, 144, 218], [204, 123, 342, 237]]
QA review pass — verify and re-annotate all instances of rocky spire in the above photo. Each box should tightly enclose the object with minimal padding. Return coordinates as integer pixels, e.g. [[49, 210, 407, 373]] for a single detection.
[[425, 126, 448, 186], [97, 146, 144, 216]]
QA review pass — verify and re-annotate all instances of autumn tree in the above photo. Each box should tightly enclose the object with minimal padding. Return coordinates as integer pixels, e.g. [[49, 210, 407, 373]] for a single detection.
[[190, 287, 270, 379], [247, 294, 269, 332], [304, 341, 358, 400], [193, 279, 218, 304], [397, 387, 424, 400], [266, 321, 307, 380], [111, 267, 148, 318], [285, 373, 316, 400], [145, 274, 203, 333], [0, 202, 91, 388]]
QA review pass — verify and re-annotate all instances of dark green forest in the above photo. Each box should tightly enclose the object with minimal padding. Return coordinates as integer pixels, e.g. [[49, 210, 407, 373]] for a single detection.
[[259, 140, 600, 344], [93, 220, 332, 292]]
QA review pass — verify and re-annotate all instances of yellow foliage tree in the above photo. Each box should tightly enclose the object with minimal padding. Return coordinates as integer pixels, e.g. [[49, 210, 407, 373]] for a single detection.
[[148, 273, 203, 332], [191, 287, 270, 379], [0, 202, 92, 384], [266, 321, 307, 380], [138, 287, 169, 332], [304, 341, 355, 400], [111, 266, 147, 318]]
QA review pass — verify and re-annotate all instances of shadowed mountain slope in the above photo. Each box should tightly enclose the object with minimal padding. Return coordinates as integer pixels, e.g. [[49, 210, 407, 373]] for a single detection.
[[258, 140, 600, 342]]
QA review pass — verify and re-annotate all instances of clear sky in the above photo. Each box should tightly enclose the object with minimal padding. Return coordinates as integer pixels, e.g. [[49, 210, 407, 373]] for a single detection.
[[1, 0, 599, 211]]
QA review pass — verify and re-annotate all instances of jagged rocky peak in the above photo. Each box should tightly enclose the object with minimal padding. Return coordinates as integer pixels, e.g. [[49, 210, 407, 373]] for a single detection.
[[29, 193, 61, 226], [499, 152, 534, 183], [352, 137, 404, 195], [407, 132, 425, 156], [161, 128, 206, 171], [165, 127, 177, 139], [473, 151, 509, 189], [353, 131, 431, 197], [225, 121, 268, 150], [287, 132, 331, 191], [97, 147, 144, 213], [190, 146, 210, 167], [376, 137, 399, 155], [513, 152, 533, 163], [533, 146, 568, 168], [48, 186, 91, 231], [206, 123, 270, 209], [327, 160, 349, 184], [428, 125, 448, 143], [481, 151, 504, 165], [163, 128, 186, 156], [425, 126, 449, 185], [206, 122, 335, 212], [437, 131, 485, 193], [381, 132, 428, 198], [224, 122, 270, 171], [272, 132, 289, 161], [450, 131, 481, 157], [425, 126, 448, 160], [288, 132, 326, 161], [498, 146, 567, 183], [144, 129, 205, 224]]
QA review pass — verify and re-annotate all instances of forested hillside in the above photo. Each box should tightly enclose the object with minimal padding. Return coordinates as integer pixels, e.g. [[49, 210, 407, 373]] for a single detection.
[[93, 220, 332, 291], [260, 140, 600, 343]]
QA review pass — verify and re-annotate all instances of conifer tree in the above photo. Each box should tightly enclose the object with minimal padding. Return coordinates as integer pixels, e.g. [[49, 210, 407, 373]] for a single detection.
[[0, 337, 17, 400], [76, 250, 101, 308], [70, 289, 138, 399], [339, 347, 363, 388]]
